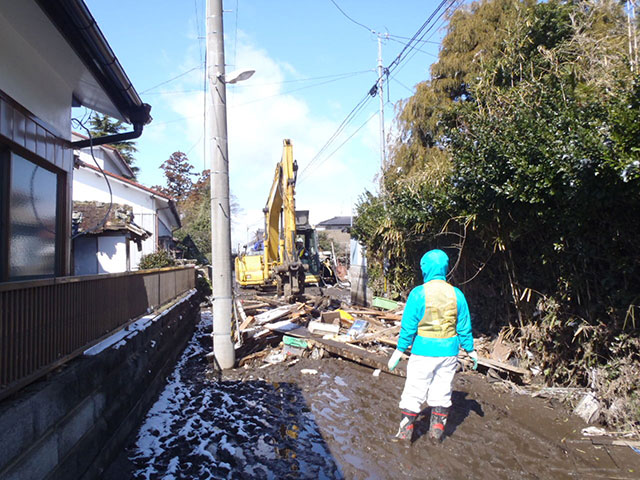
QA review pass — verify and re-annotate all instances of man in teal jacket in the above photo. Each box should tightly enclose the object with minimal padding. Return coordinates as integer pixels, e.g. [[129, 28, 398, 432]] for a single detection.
[[388, 249, 477, 443]]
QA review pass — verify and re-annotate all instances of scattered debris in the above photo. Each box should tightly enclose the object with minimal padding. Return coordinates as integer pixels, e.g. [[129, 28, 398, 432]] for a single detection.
[[582, 426, 607, 437], [233, 293, 535, 385], [575, 392, 601, 424], [300, 369, 318, 375]]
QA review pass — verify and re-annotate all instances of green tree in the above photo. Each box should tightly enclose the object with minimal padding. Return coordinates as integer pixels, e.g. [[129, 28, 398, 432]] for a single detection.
[[355, 0, 640, 423], [89, 113, 139, 177]]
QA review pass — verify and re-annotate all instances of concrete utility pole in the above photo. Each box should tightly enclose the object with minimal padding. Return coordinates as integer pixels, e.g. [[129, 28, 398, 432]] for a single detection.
[[377, 33, 387, 172], [207, 0, 234, 369], [377, 33, 389, 295]]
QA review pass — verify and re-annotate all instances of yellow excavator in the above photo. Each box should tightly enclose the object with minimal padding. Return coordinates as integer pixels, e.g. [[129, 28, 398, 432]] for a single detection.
[[235, 139, 325, 299]]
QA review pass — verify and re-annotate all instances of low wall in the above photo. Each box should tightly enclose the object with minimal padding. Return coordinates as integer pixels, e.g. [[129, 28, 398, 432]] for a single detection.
[[0, 290, 201, 480]]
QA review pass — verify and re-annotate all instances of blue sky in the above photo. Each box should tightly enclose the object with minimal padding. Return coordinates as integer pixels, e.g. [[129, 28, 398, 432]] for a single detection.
[[82, 0, 453, 247]]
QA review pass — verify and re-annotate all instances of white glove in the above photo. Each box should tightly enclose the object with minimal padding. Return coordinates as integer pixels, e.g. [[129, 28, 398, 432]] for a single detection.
[[468, 350, 478, 370], [388, 349, 403, 371]]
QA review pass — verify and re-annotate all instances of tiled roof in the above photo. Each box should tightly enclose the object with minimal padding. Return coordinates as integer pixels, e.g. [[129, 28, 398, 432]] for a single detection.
[[317, 216, 352, 227], [72, 201, 150, 239]]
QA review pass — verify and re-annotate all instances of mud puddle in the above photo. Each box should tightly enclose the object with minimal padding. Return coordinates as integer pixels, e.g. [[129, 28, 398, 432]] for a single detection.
[[105, 313, 640, 479]]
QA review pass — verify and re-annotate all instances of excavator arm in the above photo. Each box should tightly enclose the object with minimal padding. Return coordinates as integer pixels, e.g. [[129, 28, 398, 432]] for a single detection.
[[262, 139, 305, 299], [235, 139, 308, 300]]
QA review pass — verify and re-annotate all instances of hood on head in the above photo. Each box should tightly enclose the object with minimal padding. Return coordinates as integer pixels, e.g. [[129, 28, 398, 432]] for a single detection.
[[420, 249, 449, 283]]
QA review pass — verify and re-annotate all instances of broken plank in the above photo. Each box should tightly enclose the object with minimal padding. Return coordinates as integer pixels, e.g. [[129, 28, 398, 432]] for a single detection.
[[470, 355, 529, 375], [238, 349, 271, 367], [254, 304, 300, 324], [309, 337, 407, 378], [236, 299, 254, 330], [264, 319, 301, 332], [252, 295, 286, 307], [349, 325, 401, 344]]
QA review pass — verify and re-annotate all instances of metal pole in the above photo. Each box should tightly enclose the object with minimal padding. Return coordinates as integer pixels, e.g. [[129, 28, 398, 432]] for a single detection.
[[207, 0, 235, 369]]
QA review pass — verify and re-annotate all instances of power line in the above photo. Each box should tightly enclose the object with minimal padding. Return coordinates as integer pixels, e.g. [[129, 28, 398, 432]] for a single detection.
[[139, 66, 204, 94], [233, 0, 240, 67], [232, 69, 372, 87], [386, 0, 455, 77], [388, 36, 438, 59], [300, 0, 457, 182], [328, 0, 374, 33], [298, 91, 373, 178], [232, 71, 370, 107], [298, 110, 378, 184], [387, 33, 440, 46]]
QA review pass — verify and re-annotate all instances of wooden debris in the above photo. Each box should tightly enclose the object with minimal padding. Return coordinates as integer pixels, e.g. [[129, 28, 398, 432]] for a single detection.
[[309, 337, 406, 378], [255, 304, 300, 324], [238, 349, 271, 367], [490, 332, 512, 362], [349, 325, 400, 344], [308, 321, 340, 335], [460, 351, 530, 376]]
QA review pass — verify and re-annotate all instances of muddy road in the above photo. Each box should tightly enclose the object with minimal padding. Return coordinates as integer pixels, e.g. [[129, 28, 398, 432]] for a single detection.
[[105, 313, 640, 479]]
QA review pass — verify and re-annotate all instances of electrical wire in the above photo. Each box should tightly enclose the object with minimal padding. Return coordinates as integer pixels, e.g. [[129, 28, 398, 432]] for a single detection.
[[299, 0, 457, 182], [231, 69, 372, 87], [298, 110, 378, 185], [70, 118, 114, 240], [387, 33, 440, 46], [388, 36, 438, 59], [298, 91, 373, 179], [232, 71, 370, 107], [139, 66, 203, 94], [233, 0, 240, 68], [328, 0, 374, 33], [386, 0, 455, 77]]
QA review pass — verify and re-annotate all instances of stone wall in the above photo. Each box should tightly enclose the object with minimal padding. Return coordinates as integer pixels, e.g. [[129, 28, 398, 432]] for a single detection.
[[0, 290, 200, 480]]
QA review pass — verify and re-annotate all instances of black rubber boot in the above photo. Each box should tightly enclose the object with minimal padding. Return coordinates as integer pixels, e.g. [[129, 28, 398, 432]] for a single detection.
[[428, 406, 449, 444], [391, 410, 417, 443]]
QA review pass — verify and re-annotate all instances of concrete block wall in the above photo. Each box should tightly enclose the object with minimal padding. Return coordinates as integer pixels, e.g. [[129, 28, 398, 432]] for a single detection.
[[0, 291, 201, 480]]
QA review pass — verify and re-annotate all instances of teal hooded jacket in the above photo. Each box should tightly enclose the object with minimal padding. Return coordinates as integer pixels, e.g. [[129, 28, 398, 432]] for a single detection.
[[397, 249, 474, 357]]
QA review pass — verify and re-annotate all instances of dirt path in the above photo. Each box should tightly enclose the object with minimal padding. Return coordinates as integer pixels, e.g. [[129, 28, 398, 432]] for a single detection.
[[105, 313, 640, 479]]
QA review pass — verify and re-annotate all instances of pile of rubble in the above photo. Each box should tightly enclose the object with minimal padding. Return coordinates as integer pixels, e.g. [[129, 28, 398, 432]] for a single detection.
[[230, 294, 408, 375]]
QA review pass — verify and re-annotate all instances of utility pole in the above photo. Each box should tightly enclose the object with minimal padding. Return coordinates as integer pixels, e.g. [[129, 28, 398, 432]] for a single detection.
[[207, 0, 234, 369], [377, 33, 387, 172], [377, 33, 389, 295], [627, 0, 638, 72]]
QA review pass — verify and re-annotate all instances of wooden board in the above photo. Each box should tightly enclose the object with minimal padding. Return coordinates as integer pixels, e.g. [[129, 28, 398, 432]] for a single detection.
[[309, 337, 407, 378]]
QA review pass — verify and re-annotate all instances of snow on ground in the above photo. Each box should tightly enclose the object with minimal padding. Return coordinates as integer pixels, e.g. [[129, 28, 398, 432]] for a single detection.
[[126, 311, 340, 480]]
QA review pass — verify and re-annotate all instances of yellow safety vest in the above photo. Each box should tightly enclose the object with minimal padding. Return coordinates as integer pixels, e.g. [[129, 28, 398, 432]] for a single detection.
[[417, 279, 458, 339]]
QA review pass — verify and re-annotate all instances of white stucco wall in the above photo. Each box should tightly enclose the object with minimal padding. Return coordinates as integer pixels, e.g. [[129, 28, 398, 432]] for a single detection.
[[73, 165, 179, 270], [97, 236, 127, 274], [0, 2, 72, 136], [75, 145, 132, 178]]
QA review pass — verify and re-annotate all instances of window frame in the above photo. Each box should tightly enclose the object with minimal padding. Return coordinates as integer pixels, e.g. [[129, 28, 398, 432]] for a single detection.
[[0, 142, 66, 282]]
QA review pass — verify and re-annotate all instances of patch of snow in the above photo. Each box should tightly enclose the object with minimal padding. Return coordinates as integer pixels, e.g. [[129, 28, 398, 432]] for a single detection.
[[83, 289, 197, 356]]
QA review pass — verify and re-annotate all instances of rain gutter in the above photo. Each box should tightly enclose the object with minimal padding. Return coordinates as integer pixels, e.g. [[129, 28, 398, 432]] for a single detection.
[[35, 0, 152, 148]]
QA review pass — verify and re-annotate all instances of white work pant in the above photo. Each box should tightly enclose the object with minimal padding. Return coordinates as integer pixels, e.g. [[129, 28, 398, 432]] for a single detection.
[[399, 354, 458, 413]]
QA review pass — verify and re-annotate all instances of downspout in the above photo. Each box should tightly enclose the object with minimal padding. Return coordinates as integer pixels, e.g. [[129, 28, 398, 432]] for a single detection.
[[70, 122, 145, 149]]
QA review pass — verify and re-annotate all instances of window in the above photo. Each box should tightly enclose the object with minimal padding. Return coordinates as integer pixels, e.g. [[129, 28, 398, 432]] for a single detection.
[[7, 153, 58, 279]]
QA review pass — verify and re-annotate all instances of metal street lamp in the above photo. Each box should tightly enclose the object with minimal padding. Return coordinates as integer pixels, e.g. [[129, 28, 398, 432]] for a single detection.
[[220, 69, 255, 85]]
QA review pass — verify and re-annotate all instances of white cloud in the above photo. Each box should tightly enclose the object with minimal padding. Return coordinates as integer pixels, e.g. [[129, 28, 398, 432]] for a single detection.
[[144, 33, 381, 248]]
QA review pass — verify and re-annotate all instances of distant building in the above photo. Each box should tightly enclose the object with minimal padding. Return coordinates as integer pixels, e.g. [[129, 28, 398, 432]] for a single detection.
[[72, 135, 181, 273], [315, 216, 351, 261], [72, 201, 150, 275], [315, 216, 352, 231]]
